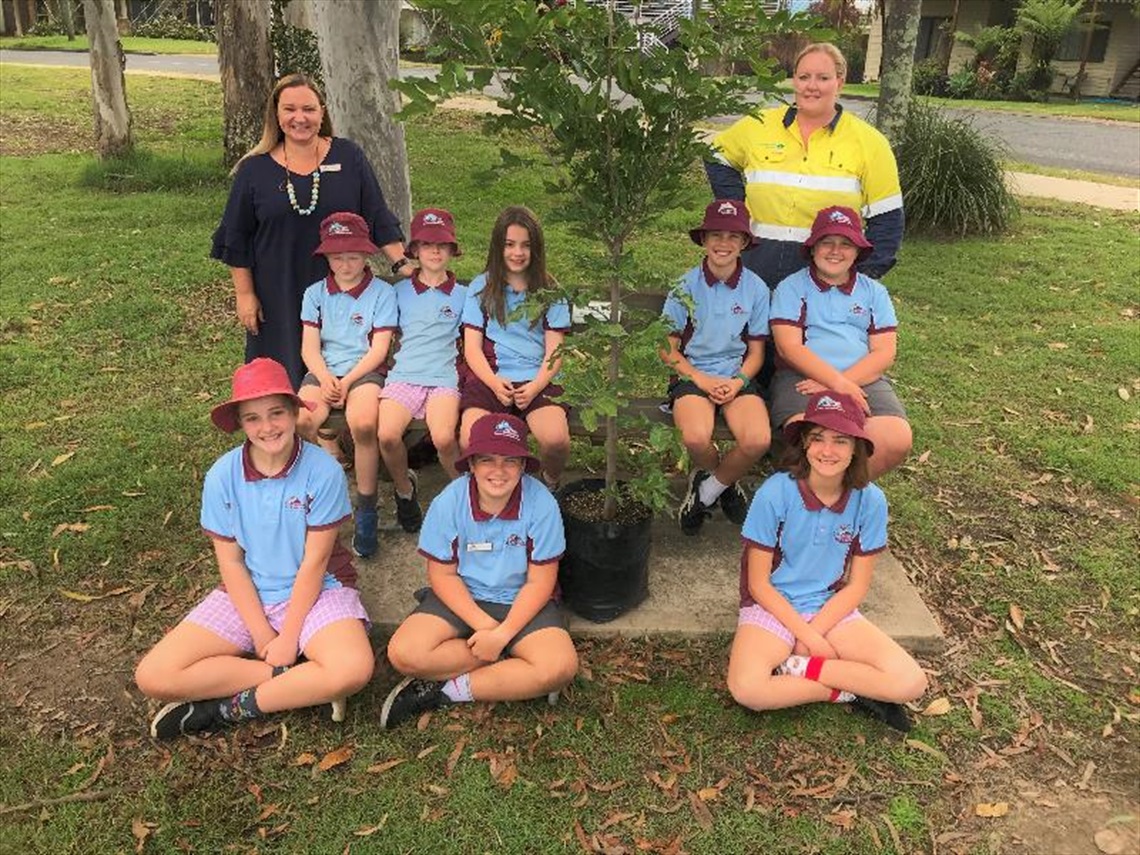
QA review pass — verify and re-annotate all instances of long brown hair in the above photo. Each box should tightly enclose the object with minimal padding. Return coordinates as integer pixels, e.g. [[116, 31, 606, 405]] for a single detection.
[[779, 422, 871, 490], [480, 206, 556, 327], [231, 73, 335, 175]]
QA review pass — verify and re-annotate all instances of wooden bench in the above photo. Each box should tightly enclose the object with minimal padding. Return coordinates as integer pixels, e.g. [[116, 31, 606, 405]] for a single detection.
[[320, 291, 735, 444]]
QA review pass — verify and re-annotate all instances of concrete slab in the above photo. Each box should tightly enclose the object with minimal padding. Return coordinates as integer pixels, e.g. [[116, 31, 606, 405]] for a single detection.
[[353, 467, 946, 655]]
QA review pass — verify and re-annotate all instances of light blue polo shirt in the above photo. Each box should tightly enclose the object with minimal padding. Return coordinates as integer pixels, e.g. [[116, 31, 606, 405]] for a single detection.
[[300, 270, 399, 377], [739, 472, 887, 613], [417, 473, 565, 605], [387, 272, 468, 387], [662, 260, 770, 378], [770, 267, 898, 372], [200, 439, 353, 605], [461, 274, 571, 382]]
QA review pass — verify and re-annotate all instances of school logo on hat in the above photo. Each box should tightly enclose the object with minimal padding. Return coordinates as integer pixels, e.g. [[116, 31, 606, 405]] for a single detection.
[[313, 211, 380, 257], [422, 212, 445, 226], [493, 419, 521, 442], [408, 207, 462, 257], [802, 205, 873, 260], [827, 209, 854, 225], [717, 201, 739, 216], [815, 395, 844, 412], [690, 198, 757, 247], [328, 221, 353, 235]]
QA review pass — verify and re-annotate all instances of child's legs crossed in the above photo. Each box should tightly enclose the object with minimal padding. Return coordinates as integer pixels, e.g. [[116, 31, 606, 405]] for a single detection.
[[386, 612, 485, 680], [257, 617, 374, 713], [346, 381, 381, 495], [468, 626, 578, 702], [297, 384, 331, 442], [672, 394, 718, 471], [818, 618, 927, 703], [718, 394, 771, 483], [134, 596, 271, 702], [524, 404, 570, 481], [727, 623, 830, 710]]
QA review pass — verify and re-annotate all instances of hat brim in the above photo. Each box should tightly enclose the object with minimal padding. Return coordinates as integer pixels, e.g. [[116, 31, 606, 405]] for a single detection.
[[408, 238, 462, 258], [455, 448, 541, 474], [783, 415, 875, 458], [211, 393, 313, 433], [690, 228, 758, 248], [313, 237, 380, 257]]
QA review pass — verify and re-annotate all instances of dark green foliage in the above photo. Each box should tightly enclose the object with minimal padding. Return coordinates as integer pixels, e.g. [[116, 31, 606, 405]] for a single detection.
[[894, 102, 1015, 236], [911, 58, 948, 96], [269, 0, 322, 84], [945, 69, 976, 99], [133, 14, 215, 42]]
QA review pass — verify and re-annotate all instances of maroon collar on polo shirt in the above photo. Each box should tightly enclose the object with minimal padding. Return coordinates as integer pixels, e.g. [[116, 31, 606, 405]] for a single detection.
[[323, 267, 375, 299], [242, 437, 303, 482], [809, 266, 856, 296], [468, 474, 523, 522], [702, 258, 743, 289], [412, 270, 457, 296], [797, 477, 851, 514]]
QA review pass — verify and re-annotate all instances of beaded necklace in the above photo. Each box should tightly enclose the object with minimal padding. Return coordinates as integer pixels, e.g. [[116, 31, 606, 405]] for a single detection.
[[282, 141, 323, 216]]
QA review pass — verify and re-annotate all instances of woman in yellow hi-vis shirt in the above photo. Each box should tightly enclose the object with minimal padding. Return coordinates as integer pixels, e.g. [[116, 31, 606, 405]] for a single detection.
[[706, 43, 904, 291]]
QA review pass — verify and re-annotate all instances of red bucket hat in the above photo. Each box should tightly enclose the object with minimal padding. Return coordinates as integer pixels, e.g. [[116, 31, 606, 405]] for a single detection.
[[210, 358, 314, 433], [313, 211, 380, 257], [408, 208, 462, 257], [802, 205, 873, 262], [455, 414, 540, 474], [689, 199, 758, 247], [782, 390, 875, 456]]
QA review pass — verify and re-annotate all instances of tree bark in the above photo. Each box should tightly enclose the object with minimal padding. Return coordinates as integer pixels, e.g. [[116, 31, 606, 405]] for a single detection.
[[59, 0, 77, 40], [875, 0, 921, 145], [309, 0, 412, 230], [114, 0, 130, 35], [935, 0, 959, 74], [82, 0, 132, 159], [215, 0, 275, 168]]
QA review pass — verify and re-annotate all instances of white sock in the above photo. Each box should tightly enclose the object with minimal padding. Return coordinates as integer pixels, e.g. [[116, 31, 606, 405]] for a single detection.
[[441, 672, 473, 703], [778, 654, 809, 677], [699, 473, 729, 507], [832, 690, 855, 703]]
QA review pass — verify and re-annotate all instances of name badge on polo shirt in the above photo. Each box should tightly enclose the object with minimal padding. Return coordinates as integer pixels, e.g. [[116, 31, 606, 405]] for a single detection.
[[466, 541, 493, 552], [319, 163, 342, 173]]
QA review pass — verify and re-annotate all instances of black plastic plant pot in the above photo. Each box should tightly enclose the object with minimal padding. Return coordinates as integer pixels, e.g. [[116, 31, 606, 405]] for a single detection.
[[557, 479, 651, 623]]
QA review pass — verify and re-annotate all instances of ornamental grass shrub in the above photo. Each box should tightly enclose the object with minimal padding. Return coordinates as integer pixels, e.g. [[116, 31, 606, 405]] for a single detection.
[[894, 101, 1016, 236]]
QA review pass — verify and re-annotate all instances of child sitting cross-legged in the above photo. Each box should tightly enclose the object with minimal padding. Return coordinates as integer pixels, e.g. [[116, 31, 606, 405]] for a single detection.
[[726, 390, 927, 732], [380, 413, 578, 729], [136, 358, 373, 739]]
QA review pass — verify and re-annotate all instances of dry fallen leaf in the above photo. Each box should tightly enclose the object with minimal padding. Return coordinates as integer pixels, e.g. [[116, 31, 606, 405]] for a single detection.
[[52, 522, 90, 538], [1047, 342, 1069, 350], [291, 752, 317, 767], [922, 697, 952, 717], [1009, 604, 1026, 631], [317, 744, 354, 772], [697, 787, 720, 802], [905, 738, 947, 762], [51, 451, 76, 467], [1118, 387, 1131, 402], [59, 586, 131, 603], [131, 817, 156, 853], [1094, 827, 1131, 854], [975, 802, 1010, 818], [354, 815, 389, 837], [366, 758, 406, 775]]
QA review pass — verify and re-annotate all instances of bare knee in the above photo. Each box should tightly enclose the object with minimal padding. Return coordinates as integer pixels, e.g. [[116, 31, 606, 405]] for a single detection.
[[430, 430, 458, 458], [378, 426, 405, 452], [735, 431, 770, 460], [134, 652, 175, 700], [727, 667, 775, 711], [896, 661, 928, 702], [681, 429, 713, 457], [328, 648, 375, 696], [538, 434, 570, 460], [386, 635, 428, 677], [535, 649, 578, 692]]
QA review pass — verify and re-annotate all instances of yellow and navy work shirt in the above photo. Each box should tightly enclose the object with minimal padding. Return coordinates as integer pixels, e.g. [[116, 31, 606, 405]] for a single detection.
[[710, 105, 902, 246]]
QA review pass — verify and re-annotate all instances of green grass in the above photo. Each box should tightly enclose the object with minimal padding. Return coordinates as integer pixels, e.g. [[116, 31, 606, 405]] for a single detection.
[[0, 34, 217, 55], [1004, 159, 1140, 189], [841, 81, 1140, 123], [2, 65, 1138, 854]]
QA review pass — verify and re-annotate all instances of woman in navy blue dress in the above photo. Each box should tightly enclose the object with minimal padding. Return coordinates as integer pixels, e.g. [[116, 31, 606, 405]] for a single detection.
[[212, 73, 413, 388]]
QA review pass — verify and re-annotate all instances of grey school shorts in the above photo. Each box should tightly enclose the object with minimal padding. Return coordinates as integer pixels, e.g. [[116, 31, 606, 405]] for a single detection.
[[410, 587, 568, 652], [301, 371, 385, 392], [769, 370, 907, 430]]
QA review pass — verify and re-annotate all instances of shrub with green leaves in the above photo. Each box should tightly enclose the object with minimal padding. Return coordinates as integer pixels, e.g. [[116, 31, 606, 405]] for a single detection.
[[912, 57, 948, 96], [894, 101, 1015, 236], [133, 13, 215, 42]]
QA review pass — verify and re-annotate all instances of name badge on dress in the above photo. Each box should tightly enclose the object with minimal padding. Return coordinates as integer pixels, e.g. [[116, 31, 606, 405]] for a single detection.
[[319, 163, 342, 173], [466, 541, 493, 553]]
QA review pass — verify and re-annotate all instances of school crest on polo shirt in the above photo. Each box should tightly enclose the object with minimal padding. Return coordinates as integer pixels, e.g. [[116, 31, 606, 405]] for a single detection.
[[439, 305, 457, 320], [505, 533, 526, 548], [834, 523, 855, 545], [284, 493, 315, 513], [731, 303, 746, 315], [351, 312, 365, 326], [849, 304, 866, 316]]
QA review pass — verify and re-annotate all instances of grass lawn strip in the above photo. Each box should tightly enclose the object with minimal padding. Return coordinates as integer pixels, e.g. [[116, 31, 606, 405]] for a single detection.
[[1, 67, 1137, 855]]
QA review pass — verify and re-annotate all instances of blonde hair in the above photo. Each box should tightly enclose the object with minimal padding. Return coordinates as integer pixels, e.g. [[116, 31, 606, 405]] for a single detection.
[[793, 43, 848, 82], [231, 73, 334, 175]]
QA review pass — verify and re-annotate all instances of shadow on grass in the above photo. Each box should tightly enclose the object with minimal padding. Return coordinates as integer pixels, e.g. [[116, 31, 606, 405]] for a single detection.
[[79, 147, 227, 192]]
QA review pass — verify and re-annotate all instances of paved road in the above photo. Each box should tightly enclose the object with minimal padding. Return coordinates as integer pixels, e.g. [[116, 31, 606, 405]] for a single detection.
[[4, 48, 1138, 177]]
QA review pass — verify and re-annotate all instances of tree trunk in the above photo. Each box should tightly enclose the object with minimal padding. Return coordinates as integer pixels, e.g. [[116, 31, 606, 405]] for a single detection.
[[875, 0, 921, 145], [59, 0, 76, 40], [216, 0, 274, 169], [309, 0, 412, 230], [82, 0, 132, 159], [12, 0, 24, 35], [0, 1, 8, 37], [935, 0, 959, 74], [114, 0, 130, 35]]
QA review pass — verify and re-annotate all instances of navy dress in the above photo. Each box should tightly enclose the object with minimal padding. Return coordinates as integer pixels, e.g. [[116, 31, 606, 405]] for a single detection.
[[211, 137, 405, 388]]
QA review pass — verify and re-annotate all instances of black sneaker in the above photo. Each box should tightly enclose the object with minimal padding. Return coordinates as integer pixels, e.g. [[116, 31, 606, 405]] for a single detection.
[[850, 695, 913, 732], [719, 481, 751, 525], [678, 469, 714, 536], [352, 504, 379, 558], [379, 676, 448, 730], [150, 699, 225, 739], [394, 470, 423, 533]]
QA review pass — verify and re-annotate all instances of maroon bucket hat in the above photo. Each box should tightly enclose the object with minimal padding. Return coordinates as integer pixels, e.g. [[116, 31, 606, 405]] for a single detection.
[[782, 390, 875, 456], [455, 414, 540, 474], [689, 199, 758, 247], [313, 211, 380, 256]]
